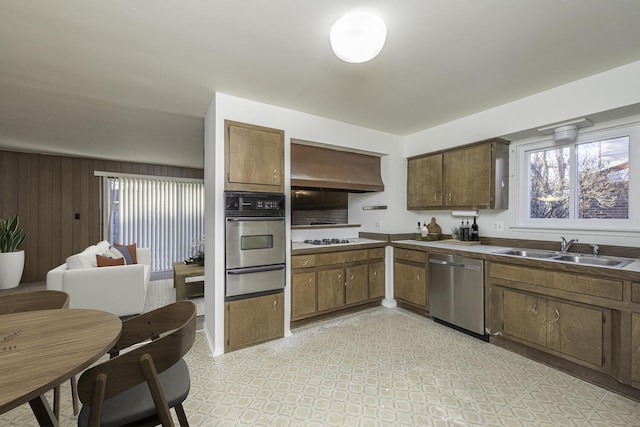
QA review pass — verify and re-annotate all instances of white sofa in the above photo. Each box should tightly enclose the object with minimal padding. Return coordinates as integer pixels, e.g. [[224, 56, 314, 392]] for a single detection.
[[46, 241, 151, 317]]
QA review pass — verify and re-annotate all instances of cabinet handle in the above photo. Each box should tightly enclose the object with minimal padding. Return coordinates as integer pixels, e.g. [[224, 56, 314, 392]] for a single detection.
[[532, 303, 537, 314], [337, 273, 342, 280], [416, 274, 421, 280], [350, 273, 354, 280], [303, 259, 310, 266], [554, 309, 560, 322], [308, 278, 312, 286], [273, 300, 277, 310], [373, 270, 377, 276], [448, 193, 452, 201], [404, 253, 410, 258], [433, 194, 437, 201]]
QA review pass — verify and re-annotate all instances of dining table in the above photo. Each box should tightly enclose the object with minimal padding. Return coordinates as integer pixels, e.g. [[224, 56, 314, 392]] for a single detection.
[[0, 308, 122, 426]]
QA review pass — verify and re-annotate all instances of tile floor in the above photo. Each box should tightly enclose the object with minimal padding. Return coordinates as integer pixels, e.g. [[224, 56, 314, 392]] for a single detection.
[[4, 307, 640, 426]]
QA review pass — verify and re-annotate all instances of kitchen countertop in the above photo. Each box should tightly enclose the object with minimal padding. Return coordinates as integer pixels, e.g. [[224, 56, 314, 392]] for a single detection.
[[393, 239, 640, 275]]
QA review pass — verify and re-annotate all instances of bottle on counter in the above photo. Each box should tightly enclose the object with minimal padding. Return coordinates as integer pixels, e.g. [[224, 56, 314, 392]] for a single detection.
[[471, 217, 479, 241], [465, 220, 471, 241], [416, 222, 422, 240], [460, 220, 466, 241], [421, 221, 428, 238]]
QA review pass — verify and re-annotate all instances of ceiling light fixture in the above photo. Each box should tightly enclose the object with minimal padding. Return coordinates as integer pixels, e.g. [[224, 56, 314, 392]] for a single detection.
[[330, 11, 387, 63], [537, 118, 594, 143]]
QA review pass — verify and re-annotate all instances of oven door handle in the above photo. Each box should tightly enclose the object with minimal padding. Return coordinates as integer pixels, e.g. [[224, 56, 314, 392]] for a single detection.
[[226, 217, 285, 222], [226, 265, 286, 274]]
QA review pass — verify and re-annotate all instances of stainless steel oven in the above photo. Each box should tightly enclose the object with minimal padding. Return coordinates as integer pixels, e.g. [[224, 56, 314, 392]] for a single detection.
[[225, 191, 286, 300]]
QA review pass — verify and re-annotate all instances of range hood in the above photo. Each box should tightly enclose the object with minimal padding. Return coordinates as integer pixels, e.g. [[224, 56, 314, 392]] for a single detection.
[[291, 143, 384, 192]]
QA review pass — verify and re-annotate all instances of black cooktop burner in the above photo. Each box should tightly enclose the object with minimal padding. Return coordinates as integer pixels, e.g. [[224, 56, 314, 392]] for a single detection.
[[303, 238, 351, 245]]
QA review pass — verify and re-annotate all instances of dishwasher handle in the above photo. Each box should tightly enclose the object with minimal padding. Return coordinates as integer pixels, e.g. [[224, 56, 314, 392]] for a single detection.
[[429, 258, 482, 271]]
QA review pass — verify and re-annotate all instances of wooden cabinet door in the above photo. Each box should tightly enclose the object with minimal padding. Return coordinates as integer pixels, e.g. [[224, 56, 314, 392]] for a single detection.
[[393, 262, 426, 308], [225, 120, 284, 192], [443, 143, 492, 208], [632, 313, 640, 384], [317, 268, 345, 311], [368, 261, 385, 299], [546, 300, 605, 367], [224, 293, 284, 352], [407, 153, 443, 209], [292, 272, 317, 320], [502, 289, 547, 347], [345, 264, 368, 305]]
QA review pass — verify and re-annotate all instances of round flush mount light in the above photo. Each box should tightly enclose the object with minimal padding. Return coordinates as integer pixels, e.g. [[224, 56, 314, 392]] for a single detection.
[[330, 11, 387, 63], [553, 124, 578, 142]]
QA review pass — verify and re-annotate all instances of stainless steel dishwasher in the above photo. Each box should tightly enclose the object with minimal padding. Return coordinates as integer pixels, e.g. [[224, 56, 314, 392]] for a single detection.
[[428, 253, 487, 340]]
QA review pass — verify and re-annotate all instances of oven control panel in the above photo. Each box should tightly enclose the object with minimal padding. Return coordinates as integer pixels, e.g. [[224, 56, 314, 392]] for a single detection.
[[225, 191, 285, 217]]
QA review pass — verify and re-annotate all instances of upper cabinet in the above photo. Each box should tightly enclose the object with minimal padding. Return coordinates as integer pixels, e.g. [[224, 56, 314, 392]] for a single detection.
[[407, 138, 509, 210], [407, 153, 443, 209], [225, 120, 284, 193]]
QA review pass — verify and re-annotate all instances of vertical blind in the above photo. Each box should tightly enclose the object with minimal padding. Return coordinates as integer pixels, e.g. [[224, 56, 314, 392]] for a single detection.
[[104, 175, 204, 272]]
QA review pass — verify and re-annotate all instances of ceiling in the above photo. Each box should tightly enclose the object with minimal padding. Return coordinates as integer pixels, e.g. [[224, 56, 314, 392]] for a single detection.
[[2, 1, 640, 167]]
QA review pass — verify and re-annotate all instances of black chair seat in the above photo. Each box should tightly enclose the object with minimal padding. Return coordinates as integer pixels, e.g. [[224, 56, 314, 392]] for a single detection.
[[77, 359, 190, 427]]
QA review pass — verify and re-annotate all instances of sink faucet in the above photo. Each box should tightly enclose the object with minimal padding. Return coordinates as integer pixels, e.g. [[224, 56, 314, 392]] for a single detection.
[[560, 237, 578, 253], [590, 244, 599, 257]]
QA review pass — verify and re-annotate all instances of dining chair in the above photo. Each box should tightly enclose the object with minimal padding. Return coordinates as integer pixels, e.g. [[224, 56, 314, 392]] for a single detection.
[[0, 290, 79, 418], [77, 300, 197, 427]]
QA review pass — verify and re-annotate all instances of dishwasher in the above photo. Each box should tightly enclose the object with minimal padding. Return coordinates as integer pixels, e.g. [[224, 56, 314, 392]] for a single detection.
[[428, 253, 487, 340]]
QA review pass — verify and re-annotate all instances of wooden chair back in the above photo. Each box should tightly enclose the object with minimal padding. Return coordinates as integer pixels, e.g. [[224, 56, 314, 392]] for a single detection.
[[0, 290, 69, 314], [77, 300, 197, 425]]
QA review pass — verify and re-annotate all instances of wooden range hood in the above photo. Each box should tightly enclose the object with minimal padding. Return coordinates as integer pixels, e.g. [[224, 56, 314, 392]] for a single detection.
[[290, 143, 384, 193]]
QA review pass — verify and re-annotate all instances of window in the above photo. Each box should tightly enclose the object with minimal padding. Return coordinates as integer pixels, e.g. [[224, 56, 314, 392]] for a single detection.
[[101, 174, 204, 273], [518, 122, 636, 230]]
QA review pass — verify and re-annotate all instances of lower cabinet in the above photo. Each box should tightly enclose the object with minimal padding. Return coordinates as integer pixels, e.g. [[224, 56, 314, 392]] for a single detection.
[[632, 312, 640, 386], [368, 261, 385, 299], [292, 272, 316, 319], [393, 248, 427, 310], [501, 288, 607, 368], [291, 247, 385, 323], [224, 292, 284, 352]]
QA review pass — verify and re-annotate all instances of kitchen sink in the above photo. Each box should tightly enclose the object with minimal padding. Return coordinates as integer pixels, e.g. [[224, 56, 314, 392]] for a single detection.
[[493, 248, 635, 268], [495, 249, 558, 258], [552, 254, 633, 267]]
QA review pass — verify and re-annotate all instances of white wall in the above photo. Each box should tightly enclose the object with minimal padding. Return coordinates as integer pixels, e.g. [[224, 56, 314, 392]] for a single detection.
[[203, 93, 402, 355]]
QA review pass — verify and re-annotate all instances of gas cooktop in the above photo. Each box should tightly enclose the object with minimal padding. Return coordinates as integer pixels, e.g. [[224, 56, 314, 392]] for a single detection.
[[303, 238, 355, 245]]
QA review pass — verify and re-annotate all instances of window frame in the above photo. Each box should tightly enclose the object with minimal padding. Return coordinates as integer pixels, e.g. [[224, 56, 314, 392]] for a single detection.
[[516, 121, 637, 232]]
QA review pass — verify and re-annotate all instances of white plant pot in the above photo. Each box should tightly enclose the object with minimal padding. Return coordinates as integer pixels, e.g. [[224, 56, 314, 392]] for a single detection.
[[0, 250, 25, 289]]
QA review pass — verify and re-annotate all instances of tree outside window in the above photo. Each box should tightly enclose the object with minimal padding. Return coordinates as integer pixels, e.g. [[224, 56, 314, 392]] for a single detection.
[[527, 136, 629, 220]]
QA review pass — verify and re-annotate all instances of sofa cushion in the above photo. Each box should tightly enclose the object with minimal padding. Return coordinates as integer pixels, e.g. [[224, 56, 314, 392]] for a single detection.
[[96, 255, 126, 267], [66, 245, 101, 269], [96, 240, 111, 254], [114, 243, 138, 264]]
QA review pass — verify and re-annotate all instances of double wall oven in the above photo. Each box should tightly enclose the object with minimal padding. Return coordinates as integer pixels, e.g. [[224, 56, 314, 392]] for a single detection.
[[225, 191, 286, 300]]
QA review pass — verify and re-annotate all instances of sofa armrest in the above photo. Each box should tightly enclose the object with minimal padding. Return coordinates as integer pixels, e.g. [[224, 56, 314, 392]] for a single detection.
[[46, 264, 67, 292], [62, 264, 147, 316]]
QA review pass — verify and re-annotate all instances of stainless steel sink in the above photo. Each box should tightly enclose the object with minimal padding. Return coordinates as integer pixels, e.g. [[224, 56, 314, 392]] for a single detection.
[[493, 248, 635, 268], [494, 249, 558, 258], [552, 254, 633, 267]]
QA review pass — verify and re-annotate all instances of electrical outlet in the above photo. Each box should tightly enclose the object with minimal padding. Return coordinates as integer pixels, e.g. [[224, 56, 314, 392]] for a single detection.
[[375, 221, 382, 229], [491, 221, 504, 231]]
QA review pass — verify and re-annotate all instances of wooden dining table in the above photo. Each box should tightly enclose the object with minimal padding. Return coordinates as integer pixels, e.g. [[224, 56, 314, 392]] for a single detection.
[[0, 308, 122, 426]]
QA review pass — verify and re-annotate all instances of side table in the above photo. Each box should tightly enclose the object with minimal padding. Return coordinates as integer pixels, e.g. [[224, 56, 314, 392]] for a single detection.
[[173, 262, 205, 301]]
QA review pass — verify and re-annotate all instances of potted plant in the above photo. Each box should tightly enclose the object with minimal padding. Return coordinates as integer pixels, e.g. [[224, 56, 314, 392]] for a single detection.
[[0, 215, 27, 289]]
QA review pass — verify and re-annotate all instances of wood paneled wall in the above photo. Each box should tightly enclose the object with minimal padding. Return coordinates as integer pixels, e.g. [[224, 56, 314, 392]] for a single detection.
[[0, 150, 204, 283]]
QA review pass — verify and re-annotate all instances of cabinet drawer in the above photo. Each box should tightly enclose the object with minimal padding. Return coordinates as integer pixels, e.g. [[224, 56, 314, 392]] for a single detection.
[[292, 254, 316, 269], [317, 249, 368, 266], [368, 247, 385, 259], [395, 248, 426, 264], [489, 263, 622, 301]]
